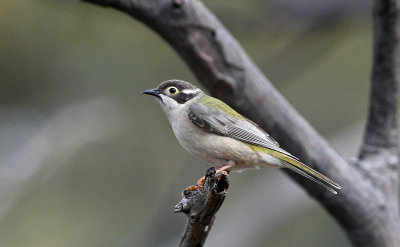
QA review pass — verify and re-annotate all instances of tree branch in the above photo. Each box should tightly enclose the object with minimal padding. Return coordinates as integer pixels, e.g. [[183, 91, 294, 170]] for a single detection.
[[361, 0, 400, 155], [82, 0, 400, 246], [355, 1, 400, 245], [174, 167, 229, 247]]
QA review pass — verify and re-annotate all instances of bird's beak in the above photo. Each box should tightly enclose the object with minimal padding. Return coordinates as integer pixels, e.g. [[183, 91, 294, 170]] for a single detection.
[[142, 88, 161, 98]]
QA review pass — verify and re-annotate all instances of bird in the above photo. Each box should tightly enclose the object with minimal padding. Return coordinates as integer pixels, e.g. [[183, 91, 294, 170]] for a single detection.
[[143, 79, 341, 194]]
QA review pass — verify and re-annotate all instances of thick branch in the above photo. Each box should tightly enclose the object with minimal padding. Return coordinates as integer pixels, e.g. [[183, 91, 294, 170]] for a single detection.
[[361, 0, 400, 155], [355, 1, 400, 245], [82, 0, 400, 246], [174, 167, 229, 247], [358, 0, 400, 195]]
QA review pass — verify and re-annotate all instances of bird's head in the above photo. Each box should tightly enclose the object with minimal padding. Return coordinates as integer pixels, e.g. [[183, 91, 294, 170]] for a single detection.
[[142, 80, 203, 118], [143, 79, 203, 106]]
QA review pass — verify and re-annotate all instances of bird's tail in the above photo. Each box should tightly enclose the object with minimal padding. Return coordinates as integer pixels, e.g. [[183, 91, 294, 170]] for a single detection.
[[262, 149, 341, 194], [280, 155, 341, 194]]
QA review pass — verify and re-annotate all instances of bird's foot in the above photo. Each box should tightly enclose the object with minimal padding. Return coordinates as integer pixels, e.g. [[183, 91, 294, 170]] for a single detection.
[[185, 166, 231, 193], [215, 164, 234, 174]]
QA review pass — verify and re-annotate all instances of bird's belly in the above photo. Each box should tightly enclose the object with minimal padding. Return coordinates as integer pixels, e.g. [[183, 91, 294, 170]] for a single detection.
[[171, 120, 264, 169]]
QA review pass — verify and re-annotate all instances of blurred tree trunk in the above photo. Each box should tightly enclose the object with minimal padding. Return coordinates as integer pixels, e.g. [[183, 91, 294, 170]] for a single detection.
[[83, 0, 400, 246]]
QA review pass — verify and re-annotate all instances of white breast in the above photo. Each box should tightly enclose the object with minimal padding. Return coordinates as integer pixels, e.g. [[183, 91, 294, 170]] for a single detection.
[[156, 96, 273, 169]]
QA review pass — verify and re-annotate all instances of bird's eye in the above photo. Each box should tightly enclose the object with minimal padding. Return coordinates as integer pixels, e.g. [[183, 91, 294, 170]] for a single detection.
[[167, 86, 178, 95]]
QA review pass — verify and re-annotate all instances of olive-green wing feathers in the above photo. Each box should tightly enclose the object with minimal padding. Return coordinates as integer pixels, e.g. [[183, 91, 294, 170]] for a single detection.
[[188, 96, 296, 159], [188, 95, 341, 194]]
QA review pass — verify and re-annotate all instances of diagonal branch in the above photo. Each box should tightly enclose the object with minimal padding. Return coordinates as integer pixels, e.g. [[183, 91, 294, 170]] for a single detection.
[[82, 0, 400, 246]]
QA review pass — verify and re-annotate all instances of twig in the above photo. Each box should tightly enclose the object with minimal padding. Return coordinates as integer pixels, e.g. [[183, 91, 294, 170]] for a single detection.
[[174, 167, 229, 247]]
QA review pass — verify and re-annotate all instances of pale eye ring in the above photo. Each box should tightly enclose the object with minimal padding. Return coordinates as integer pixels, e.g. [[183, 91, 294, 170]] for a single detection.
[[167, 86, 178, 95]]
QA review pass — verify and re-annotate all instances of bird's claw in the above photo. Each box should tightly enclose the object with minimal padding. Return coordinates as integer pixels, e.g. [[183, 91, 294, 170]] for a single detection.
[[183, 170, 229, 195]]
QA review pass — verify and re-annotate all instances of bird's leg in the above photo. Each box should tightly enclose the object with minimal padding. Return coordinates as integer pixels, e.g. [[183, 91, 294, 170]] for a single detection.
[[215, 163, 234, 175]]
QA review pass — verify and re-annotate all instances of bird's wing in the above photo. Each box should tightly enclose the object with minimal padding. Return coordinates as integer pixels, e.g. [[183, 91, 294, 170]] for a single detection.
[[188, 99, 297, 159], [189, 97, 341, 194]]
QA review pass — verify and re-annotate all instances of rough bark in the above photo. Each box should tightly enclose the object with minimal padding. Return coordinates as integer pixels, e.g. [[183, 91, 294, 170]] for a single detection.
[[82, 0, 400, 246], [174, 167, 229, 247], [355, 0, 400, 246]]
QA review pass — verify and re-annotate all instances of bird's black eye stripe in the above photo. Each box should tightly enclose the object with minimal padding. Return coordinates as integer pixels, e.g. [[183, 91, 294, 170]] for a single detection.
[[175, 92, 197, 104], [161, 84, 200, 103]]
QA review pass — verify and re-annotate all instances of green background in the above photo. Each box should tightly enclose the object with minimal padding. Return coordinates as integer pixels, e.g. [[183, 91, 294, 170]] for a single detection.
[[0, 0, 377, 246]]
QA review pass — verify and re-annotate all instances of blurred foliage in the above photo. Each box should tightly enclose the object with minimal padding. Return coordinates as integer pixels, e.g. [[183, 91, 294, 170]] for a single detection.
[[0, 0, 380, 246]]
